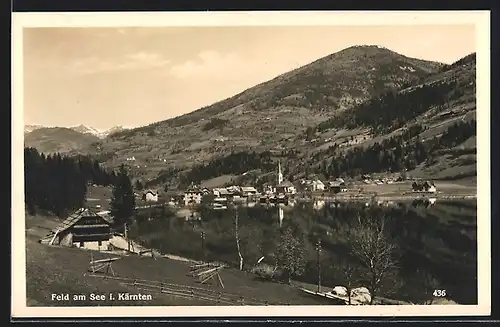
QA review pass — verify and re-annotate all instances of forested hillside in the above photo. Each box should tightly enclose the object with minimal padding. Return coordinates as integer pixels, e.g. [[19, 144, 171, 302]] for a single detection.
[[24, 147, 117, 217]]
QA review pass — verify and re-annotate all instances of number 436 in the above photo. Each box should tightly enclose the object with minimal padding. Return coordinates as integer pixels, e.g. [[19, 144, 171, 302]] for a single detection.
[[433, 289, 446, 297]]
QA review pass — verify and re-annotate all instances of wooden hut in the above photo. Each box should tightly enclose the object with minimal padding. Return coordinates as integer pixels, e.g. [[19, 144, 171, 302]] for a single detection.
[[41, 208, 114, 251]]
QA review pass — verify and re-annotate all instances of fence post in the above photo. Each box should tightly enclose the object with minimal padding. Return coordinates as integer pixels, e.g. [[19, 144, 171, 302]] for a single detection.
[[190, 287, 194, 298], [134, 279, 137, 287], [217, 292, 221, 305], [160, 282, 163, 293], [240, 296, 244, 306], [265, 300, 268, 306]]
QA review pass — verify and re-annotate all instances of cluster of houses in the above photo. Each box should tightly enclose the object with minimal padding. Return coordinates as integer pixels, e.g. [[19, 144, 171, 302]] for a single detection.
[[411, 181, 437, 193], [134, 161, 437, 210], [298, 178, 348, 193]]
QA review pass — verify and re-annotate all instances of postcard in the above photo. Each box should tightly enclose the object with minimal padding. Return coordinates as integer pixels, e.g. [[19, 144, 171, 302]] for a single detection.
[[12, 10, 491, 318]]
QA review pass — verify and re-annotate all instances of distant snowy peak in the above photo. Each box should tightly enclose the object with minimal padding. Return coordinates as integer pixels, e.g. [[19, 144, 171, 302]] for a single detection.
[[70, 125, 128, 138], [24, 124, 129, 138], [24, 124, 45, 134], [102, 125, 127, 136], [70, 125, 101, 136]]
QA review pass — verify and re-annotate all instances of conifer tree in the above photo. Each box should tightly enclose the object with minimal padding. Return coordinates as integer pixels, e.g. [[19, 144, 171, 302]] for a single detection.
[[110, 164, 136, 230]]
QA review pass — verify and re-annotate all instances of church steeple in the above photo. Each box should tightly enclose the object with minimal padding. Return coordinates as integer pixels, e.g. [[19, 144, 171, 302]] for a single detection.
[[278, 160, 283, 185]]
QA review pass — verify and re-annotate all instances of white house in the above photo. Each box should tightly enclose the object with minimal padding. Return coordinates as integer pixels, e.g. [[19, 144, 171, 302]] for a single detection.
[[275, 181, 296, 195], [183, 189, 203, 206], [213, 188, 230, 197], [312, 179, 325, 192], [142, 190, 158, 202], [241, 186, 258, 196]]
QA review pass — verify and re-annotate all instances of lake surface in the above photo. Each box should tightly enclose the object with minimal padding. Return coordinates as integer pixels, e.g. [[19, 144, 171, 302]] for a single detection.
[[131, 198, 477, 305]]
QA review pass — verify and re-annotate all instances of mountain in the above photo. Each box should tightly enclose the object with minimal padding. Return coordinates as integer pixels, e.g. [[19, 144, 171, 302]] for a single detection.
[[28, 46, 476, 186], [24, 127, 102, 155], [99, 126, 128, 138], [70, 125, 129, 138], [303, 52, 476, 181], [100, 45, 444, 180], [24, 124, 45, 134], [70, 125, 101, 136]]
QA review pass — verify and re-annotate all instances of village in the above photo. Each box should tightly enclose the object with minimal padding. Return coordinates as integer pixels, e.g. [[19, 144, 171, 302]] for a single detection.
[[133, 162, 441, 212]]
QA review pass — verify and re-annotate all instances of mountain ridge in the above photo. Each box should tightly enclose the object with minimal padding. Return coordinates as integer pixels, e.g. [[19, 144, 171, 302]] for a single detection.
[[24, 45, 476, 185], [24, 124, 129, 139], [112, 45, 444, 137]]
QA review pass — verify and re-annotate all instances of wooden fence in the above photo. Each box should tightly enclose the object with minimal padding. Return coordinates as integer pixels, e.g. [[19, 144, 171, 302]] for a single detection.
[[86, 273, 288, 306]]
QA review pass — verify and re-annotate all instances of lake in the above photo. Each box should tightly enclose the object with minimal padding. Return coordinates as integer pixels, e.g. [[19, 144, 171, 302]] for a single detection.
[[130, 198, 477, 305]]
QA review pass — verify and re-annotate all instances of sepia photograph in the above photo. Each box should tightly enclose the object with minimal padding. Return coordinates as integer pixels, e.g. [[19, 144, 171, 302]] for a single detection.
[[12, 11, 490, 318]]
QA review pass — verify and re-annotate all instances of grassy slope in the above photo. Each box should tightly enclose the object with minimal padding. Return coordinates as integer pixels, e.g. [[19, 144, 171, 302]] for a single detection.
[[98, 46, 443, 180], [25, 214, 327, 306]]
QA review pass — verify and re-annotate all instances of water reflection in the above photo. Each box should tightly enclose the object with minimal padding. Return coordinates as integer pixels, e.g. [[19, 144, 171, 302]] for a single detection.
[[411, 197, 437, 208], [313, 199, 326, 210], [137, 198, 476, 304]]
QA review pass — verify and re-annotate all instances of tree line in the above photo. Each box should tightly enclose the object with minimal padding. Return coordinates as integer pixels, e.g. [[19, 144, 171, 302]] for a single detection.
[[180, 150, 276, 186], [316, 80, 469, 135], [314, 119, 476, 179], [438, 53, 476, 73], [25, 147, 119, 217]]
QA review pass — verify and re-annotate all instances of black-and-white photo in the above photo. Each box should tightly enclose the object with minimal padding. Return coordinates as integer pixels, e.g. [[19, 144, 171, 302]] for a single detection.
[[12, 11, 490, 318]]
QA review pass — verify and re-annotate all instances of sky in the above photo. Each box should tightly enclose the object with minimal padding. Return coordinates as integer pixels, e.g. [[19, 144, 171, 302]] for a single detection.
[[23, 25, 476, 131]]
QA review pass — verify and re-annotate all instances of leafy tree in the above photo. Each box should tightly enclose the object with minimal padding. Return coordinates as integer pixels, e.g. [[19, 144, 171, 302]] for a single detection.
[[275, 225, 307, 284], [110, 164, 136, 230]]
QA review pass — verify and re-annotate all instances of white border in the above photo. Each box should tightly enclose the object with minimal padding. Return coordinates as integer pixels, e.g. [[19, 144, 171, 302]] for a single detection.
[[12, 10, 491, 318]]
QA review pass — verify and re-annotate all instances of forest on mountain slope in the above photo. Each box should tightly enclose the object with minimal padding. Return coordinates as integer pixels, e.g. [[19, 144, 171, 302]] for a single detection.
[[315, 53, 476, 135], [24, 148, 118, 217]]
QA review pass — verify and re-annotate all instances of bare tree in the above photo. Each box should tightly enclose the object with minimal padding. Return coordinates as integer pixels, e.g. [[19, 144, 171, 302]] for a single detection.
[[348, 214, 400, 304], [334, 258, 362, 305], [234, 209, 244, 271]]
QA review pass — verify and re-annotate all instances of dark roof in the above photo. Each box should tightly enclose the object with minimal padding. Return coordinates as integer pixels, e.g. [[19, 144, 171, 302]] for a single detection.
[[277, 181, 294, 187], [51, 208, 113, 234]]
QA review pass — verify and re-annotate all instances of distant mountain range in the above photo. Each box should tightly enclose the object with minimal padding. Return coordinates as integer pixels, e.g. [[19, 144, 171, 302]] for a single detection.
[[23, 45, 477, 185], [24, 124, 128, 139]]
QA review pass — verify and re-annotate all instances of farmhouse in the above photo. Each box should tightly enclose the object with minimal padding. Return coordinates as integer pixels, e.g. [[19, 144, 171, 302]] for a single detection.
[[213, 188, 230, 197], [226, 185, 243, 197], [142, 189, 158, 202], [41, 208, 113, 251], [412, 181, 437, 193], [329, 182, 347, 193], [183, 188, 203, 206], [241, 186, 258, 197], [275, 181, 297, 195], [312, 179, 325, 192]]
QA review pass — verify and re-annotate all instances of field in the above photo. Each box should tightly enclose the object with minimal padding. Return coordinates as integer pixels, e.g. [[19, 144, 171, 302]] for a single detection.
[[302, 181, 476, 203], [350, 181, 476, 196], [25, 214, 328, 306]]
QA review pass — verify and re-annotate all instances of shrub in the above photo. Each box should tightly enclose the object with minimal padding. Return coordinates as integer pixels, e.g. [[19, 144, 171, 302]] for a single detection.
[[251, 263, 276, 281]]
